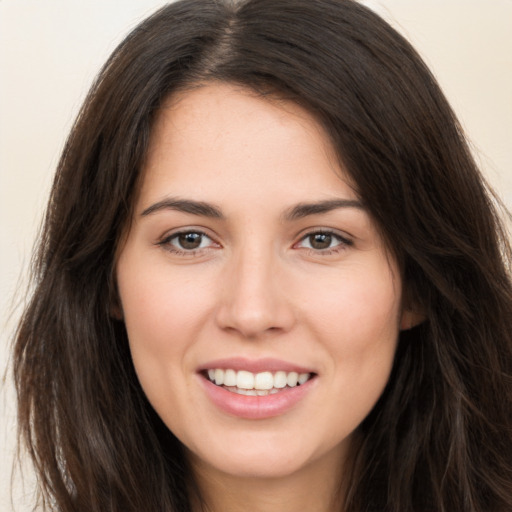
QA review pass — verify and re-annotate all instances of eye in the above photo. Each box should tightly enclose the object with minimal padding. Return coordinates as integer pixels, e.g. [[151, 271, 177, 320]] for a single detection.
[[296, 231, 351, 252], [158, 230, 218, 253]]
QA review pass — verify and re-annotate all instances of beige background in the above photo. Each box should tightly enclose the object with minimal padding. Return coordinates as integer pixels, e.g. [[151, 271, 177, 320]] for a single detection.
[[1, 1, 511, 510]]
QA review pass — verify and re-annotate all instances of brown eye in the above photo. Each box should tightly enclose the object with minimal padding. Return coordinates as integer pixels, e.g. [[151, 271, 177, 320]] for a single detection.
[[308, 233, 333, 250], [159, 230, 217, 253], [296, 231, 351, 253], [177, 232, 203, 249]]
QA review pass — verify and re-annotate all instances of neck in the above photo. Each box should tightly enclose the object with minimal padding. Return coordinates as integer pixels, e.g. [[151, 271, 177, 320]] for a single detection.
[[188, 445, 351, 512]]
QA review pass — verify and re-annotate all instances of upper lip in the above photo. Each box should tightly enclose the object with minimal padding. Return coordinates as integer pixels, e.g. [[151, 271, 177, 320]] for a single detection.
[[197, 357, 315, 375]]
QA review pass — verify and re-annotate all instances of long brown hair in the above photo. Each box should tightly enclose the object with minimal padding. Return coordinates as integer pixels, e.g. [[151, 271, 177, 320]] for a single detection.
[[13, 1, 512, 511]]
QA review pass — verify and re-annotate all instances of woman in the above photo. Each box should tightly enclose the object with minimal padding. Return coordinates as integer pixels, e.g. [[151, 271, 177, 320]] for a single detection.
[[13, 0, 512, 511]]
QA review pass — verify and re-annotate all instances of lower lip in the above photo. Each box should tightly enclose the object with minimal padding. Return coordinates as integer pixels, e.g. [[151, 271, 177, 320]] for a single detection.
[[199, 375, 316, 420]]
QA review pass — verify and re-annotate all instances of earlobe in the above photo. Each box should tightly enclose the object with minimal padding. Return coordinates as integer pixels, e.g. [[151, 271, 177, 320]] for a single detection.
[[400, 309, 426, 331], [108, 273, 124, 320], [110, 302, 124, 321]]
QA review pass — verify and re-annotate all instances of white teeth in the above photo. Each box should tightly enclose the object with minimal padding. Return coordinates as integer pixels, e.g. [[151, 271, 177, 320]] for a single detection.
[[254, 371, 273, 390], [205, 368, 313, 392], [298, 373, 310, 385], [287, 372, 299, 387], [237, 370, 255, 389], [274, 371, 287, 388], [224, 369, 237, 387], [214, 368, 224, 385], [224, 386, 280, 396]]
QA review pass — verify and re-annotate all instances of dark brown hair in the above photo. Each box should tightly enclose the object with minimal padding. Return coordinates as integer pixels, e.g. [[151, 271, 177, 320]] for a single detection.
[[14, 1, 512, 511]]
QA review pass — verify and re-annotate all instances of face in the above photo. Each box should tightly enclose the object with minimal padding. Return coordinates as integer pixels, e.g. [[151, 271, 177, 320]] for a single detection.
[[116, 83, 408, 482]]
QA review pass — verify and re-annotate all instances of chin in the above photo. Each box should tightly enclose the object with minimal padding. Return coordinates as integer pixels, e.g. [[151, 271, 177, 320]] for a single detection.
[[197, 452, 311, 480], [186, 430, 346, 481]]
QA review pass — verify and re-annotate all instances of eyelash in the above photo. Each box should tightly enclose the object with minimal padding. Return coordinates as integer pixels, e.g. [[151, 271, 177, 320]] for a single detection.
[[157, 229, 353, 256], [294, 230, 353, 255], [157, 230, 218, 256]]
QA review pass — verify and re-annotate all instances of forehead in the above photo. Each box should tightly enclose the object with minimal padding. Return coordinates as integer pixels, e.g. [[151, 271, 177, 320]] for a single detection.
[[139, 82, 358, 208]]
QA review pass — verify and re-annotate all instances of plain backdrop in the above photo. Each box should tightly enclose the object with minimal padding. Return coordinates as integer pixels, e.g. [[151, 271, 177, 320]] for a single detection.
[[1, 1, 511, 510]]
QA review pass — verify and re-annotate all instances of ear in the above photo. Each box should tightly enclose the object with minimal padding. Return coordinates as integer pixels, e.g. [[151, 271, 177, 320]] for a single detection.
[[108, 272, 124, 321], [400, 308, 425, 331], [110, 301, 124, 321]]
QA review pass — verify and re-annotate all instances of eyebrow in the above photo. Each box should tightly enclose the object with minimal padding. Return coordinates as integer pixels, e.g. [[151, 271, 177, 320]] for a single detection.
[[141, 197, 224, 218], [140, 197, 365, 220], [283, 199, 365, 221]]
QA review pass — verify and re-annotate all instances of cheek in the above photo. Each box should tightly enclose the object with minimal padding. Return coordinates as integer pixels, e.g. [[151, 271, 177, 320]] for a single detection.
[[304, 265, 401, 346], [116, 261, 214, 427], [118, 263, 214, 349], [115, 253, 215, 400], [301, 263, 401, 403]]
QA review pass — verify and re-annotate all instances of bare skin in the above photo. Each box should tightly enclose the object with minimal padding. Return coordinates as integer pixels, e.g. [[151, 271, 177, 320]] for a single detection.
[[188, 433, 352, 512], [116, 83, 416, 512]]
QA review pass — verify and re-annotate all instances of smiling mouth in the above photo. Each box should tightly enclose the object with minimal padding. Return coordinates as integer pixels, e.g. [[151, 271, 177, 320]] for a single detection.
[[204, 369, 315, 396]]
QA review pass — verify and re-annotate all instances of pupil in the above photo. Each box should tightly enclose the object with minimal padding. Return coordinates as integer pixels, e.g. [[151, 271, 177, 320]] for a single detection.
[[310, 233, 331, 250], [179, 232, 202, 249]]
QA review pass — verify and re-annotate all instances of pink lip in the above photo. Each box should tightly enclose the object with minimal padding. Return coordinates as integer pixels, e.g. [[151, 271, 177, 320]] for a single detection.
[[197, 363, 317, 420], [197, 357, 314, 374], [201, 378, 315, 419]]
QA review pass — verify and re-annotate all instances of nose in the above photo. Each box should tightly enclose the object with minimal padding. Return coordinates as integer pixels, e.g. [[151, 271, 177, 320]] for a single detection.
[[215, 246, 296, 339]]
